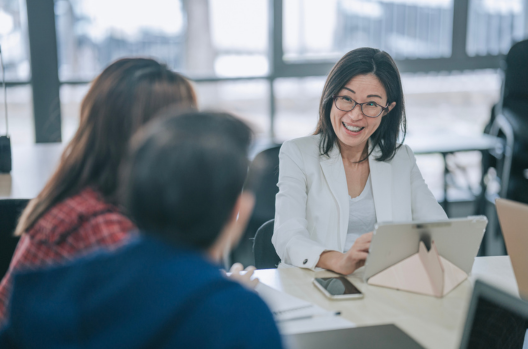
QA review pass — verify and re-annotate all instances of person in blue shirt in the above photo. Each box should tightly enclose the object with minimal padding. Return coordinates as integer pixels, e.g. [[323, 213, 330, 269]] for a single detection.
[[0, 110, 283, 349]]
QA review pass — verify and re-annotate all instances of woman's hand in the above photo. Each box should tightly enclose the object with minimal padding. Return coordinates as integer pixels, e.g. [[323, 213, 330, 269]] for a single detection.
[[226, 263, 260, 289], [340, 232, 372, 273], [317, 232, 373, 275]]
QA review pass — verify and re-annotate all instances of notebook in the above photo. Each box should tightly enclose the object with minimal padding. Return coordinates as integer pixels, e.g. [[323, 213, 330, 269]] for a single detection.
[[255, 283, 355, 335]]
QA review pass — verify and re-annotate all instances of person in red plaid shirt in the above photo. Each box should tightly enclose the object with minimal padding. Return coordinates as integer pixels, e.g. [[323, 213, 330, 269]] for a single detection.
[[0, 58, 198, 327]]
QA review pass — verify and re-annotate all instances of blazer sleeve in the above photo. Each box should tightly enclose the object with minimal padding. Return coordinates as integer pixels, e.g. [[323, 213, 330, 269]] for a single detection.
[[405, 145, 448, 221], [272, 141, 327, 269]]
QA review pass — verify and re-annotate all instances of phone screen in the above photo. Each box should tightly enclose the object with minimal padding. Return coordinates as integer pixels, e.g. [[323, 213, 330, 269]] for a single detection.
[[314, 277, 362, 296]]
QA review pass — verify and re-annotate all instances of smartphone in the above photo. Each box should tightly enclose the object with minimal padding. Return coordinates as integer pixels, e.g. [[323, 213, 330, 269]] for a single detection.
[[313, 276, 364, 300]]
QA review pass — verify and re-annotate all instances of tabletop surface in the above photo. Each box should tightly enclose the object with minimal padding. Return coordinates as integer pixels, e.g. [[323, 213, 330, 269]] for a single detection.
[[0, 143, 64, 199], [405, 133, 500, 155], [254, 256, 517, 349]]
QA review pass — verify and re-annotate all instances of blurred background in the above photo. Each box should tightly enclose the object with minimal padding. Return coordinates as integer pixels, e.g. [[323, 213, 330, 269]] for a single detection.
[[1, 0, 527, 263]]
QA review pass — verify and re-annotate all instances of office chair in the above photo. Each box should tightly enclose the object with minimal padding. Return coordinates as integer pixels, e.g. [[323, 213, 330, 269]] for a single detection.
[[246, 145, 281, 229], [482, 39, 528, 204], [0, 199, 29, 278], [478, 39, 528, 255], [252, 219, 280, 269], [231, 145, 281, 266]]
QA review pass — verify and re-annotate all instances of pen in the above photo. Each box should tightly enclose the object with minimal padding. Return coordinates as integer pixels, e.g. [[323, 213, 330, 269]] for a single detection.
[[277, 311, 341, 323]]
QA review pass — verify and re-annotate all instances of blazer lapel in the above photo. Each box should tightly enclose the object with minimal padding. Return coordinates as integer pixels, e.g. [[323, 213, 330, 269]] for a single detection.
[[369, 147, 393, 223], [319, 146, 349, 250]]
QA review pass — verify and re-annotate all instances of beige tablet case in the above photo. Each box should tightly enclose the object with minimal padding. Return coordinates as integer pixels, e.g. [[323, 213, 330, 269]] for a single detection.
[[496, 198, 528, 300], [368, 241, 467, 297]]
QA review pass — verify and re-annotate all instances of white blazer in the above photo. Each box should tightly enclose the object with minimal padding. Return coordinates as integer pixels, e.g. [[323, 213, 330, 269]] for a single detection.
[[272, 134, 447, 269]]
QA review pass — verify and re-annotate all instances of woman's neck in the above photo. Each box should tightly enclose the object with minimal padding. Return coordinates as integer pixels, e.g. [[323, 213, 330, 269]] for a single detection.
[[339, 141, 368, 165]]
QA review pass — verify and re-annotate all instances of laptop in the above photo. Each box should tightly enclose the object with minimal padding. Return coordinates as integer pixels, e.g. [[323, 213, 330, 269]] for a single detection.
[[496, 198, 528, 299], [284, 324, 424, 349], [363, 216, 488, 282], [459, 279, 528, 349]]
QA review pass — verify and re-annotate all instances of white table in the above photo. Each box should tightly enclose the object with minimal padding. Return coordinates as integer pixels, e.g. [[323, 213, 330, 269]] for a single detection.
[[255, 256, 518, 349], [0, 143, 64, 199], [405, 133, 501, 211]]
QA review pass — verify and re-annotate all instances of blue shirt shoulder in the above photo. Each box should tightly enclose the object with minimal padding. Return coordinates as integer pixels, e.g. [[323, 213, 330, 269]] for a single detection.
[[0, 235, 283, 349]]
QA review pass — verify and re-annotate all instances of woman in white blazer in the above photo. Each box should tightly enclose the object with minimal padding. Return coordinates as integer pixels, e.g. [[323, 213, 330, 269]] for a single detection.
[[272, 48, 447, 274]]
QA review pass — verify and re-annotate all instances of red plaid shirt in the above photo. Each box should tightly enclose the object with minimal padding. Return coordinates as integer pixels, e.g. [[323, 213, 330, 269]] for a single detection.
[[0, 188, 135, 327]]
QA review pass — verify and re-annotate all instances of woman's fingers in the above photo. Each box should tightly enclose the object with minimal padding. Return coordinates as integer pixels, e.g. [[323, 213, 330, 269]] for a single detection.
[[246, 277, 260, 289], [357, 232, 373, 243], [227, 264, 260, 289], [354, 251, 369, 260], [351, 232, 373, 252], [244, 265, 256, 275], [352, 241, 371, 253], [229, 262, 243, 274]]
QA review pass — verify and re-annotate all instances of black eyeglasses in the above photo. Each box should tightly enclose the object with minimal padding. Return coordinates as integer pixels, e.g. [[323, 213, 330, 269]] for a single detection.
[[332, 95, 388, 118]]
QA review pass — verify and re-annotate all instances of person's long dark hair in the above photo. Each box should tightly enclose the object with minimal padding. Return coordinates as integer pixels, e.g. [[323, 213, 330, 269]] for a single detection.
[[15, 58, 197, 236], [314, 47, 406, 162]]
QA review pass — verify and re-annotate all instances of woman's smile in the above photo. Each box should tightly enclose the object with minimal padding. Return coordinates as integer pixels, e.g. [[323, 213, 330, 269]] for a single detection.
[[342, 121, 365, 135]]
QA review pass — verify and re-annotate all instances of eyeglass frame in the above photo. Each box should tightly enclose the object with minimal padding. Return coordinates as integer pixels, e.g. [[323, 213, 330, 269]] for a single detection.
[[332, 95, 389, 118]]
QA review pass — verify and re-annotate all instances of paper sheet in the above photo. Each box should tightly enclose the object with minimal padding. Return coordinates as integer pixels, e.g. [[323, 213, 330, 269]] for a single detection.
[[255, 283, 356, 335]]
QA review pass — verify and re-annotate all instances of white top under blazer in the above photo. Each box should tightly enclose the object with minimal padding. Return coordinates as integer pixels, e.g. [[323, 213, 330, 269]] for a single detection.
[[272, 134, 448, 270]]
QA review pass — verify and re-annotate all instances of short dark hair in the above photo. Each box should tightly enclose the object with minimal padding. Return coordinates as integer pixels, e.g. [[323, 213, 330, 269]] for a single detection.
[[314, 47, 406, 162], [121, 110, 253, 249]]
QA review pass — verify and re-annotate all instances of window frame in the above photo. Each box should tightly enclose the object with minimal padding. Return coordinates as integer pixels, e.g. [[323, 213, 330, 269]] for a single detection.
[[7, 0, 522, 142]]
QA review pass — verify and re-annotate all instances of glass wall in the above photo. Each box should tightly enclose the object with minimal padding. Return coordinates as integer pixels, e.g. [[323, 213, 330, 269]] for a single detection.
[[467, 0, 525, 56], [54, 0, 186, 81], [274, 77, 324, 141], [1, 85, 34, 144], [2, 0, 526, 146], [194, 80, 270, 137], [60, 84, 87, 142], [0, 0, 30, 81], [0, 0, 32, 145], [283, 0, 454, 61], [54, 0, 269, 80]]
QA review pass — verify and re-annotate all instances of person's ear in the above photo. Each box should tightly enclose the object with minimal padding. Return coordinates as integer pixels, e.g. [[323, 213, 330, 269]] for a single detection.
[[208, 192, 255, 262], [228, 191, 255, 245], [385, 101, 396, 115]]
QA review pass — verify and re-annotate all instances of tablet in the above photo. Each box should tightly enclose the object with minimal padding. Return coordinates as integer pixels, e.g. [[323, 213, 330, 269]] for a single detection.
[[363, 216, 488, 282]]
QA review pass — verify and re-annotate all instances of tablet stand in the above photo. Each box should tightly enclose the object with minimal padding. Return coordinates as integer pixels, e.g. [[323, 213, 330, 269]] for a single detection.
[[367, 241, 467, 298]]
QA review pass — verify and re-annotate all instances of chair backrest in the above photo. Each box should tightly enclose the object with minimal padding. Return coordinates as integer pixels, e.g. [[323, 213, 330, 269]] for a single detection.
[[252, 219, 280, 269], [0, 199, 29, 278], [503, 39, 528, 101], [238, 145, 280, 266], [247, 145, 281, 222]]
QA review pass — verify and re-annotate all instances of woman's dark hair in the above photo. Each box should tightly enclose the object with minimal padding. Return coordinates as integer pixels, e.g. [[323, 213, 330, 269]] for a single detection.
[[122, 110, 253, 249], [15, 58, 197, 236], [314, 47, 406, 162]]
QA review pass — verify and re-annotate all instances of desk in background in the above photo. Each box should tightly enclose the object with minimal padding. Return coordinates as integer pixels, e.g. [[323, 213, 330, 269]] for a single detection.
[[406, 133, 501, 212], [1, 134, 500, 202], [255, 256, 518, 349], [0, 143, 64, 199]]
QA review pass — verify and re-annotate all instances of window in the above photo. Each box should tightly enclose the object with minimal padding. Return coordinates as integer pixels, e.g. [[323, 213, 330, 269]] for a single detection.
[[0, 0, 30, 81], [1, 0, 32, 145], [54, 0, 269, 80], [467, 0, 525, 56], [55, 0, 185, 81], [194, 80, 270, 137], [283, 0, 454, 61]]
